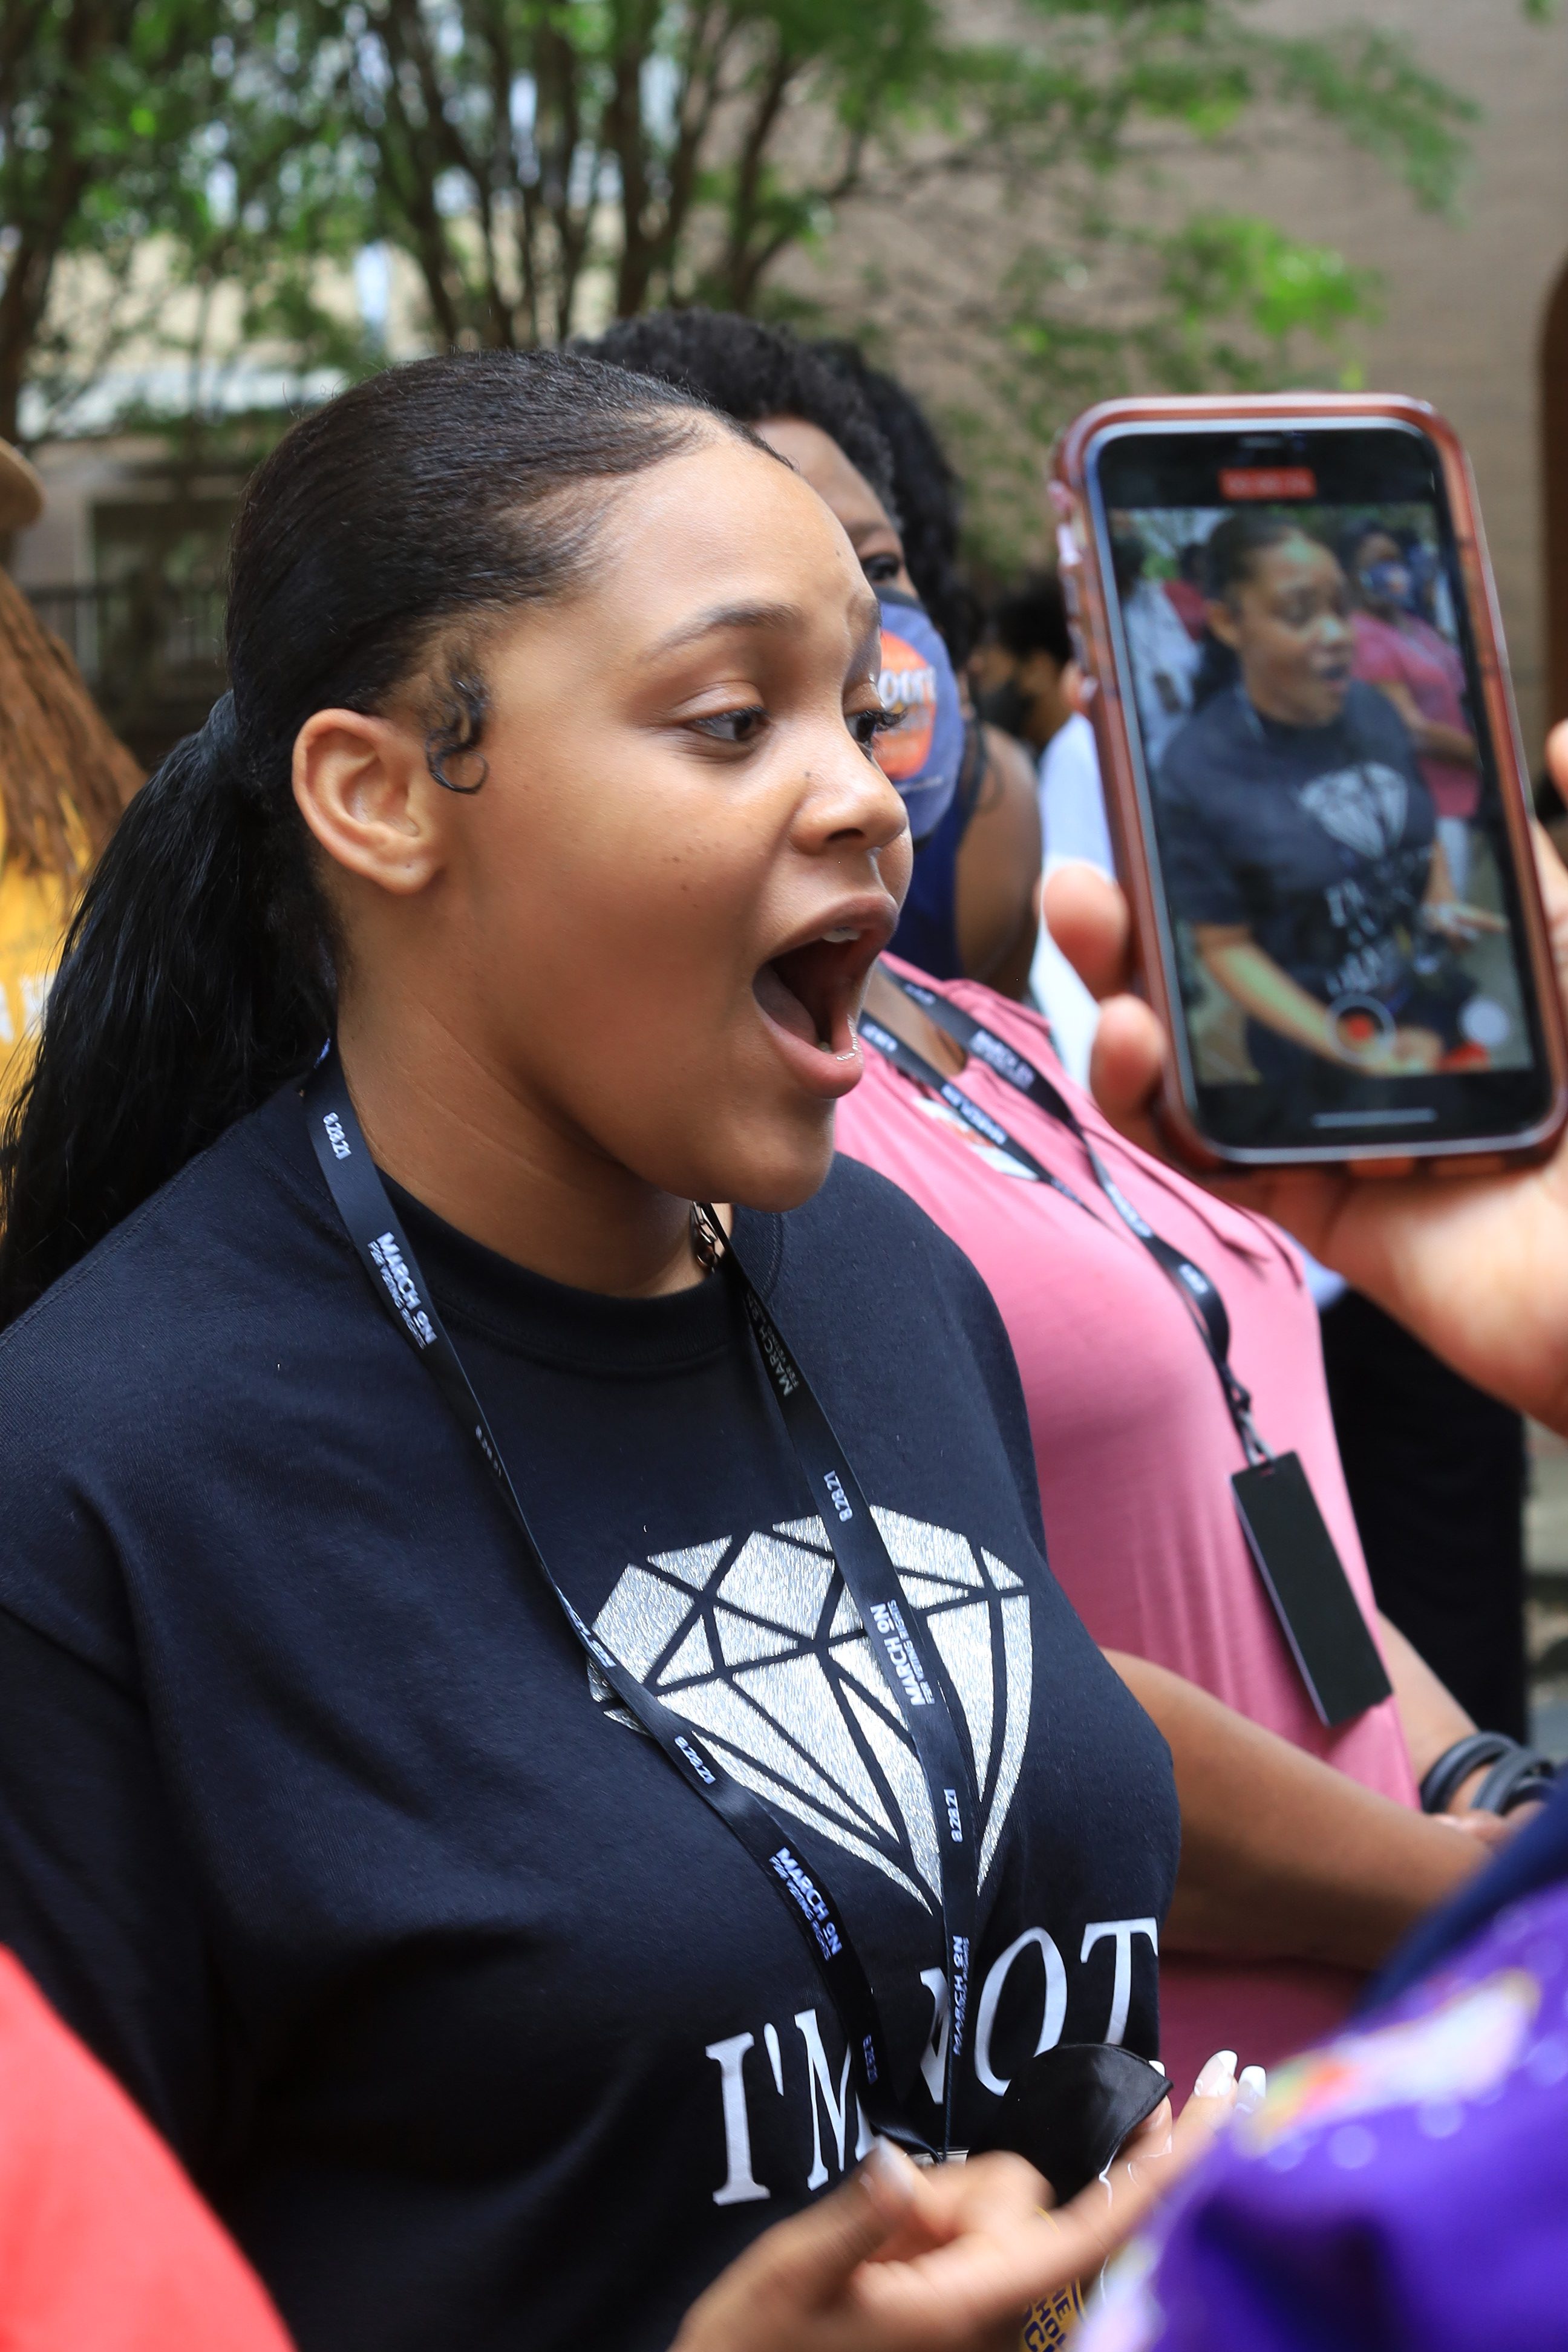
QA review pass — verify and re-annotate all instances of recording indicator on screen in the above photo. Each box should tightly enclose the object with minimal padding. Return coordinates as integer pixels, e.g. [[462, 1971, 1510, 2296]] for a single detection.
[[1218, 465, 1318, 501]]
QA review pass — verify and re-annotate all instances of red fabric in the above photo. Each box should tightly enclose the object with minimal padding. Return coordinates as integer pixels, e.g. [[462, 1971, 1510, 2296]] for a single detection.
[[0, 1948, 292, 2351]]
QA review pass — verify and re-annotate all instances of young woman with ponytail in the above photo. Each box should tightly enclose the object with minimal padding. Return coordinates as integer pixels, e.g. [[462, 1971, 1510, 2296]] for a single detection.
[[0, 351, 1178, 2350]]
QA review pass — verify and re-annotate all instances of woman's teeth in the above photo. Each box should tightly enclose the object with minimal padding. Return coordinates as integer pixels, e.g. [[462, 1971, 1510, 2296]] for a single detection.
[[823, 926, 860, 943]]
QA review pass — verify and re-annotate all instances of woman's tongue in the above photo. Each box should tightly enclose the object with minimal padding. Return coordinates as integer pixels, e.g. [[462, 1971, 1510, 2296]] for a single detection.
[[754, 956, 823, 1047]]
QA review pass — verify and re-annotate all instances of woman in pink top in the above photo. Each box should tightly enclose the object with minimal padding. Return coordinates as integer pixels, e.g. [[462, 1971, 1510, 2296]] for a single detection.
[[1345, 523, 1481, 892]]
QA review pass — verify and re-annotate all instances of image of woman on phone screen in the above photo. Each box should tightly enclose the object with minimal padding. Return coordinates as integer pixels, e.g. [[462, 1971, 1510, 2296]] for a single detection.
[[1151, 511, 1506, 1108]]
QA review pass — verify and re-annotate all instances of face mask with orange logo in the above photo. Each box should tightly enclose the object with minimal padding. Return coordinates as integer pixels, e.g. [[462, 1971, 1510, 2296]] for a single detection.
[[873, 590, 965, 844]]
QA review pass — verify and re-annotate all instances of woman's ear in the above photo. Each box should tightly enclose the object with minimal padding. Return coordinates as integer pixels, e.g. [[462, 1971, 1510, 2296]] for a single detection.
[[293, 709, 445, 897], [1204, 598, 1242, 653]]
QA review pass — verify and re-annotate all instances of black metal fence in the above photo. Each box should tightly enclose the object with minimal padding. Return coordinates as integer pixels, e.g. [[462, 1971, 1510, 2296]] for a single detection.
[[25, 577, 227, 768]]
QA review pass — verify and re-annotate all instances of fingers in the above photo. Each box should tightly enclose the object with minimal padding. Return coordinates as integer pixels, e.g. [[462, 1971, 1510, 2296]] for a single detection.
[[1041, 863, 1133, 1001], [788, 2144, 924, 2293], [1192, 2048, 1238, 2100], [1546, 722, 1568, 799], [670, 2149, 914, 2351], [849, 2153, 1071, 2347], [1115, 2094, 1174, 2171], [1085, 995, 1168, 1156], [1529, 821, 1568, 1009]]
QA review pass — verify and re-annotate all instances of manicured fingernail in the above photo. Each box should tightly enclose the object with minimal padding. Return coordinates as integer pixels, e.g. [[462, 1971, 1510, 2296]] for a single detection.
[[1149, 2059, 1166, 2075], [1194, 2050, 1238, 2097], [863, 2139, 917, 2194], [1236, 2066, 1267, 2115]]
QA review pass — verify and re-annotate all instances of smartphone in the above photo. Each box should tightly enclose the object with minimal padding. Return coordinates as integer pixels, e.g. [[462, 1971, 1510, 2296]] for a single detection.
[[1054, 394, 1568, 1169]]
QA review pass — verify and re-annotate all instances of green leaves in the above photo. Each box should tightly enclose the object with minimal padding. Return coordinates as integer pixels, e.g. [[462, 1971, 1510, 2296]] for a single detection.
[[1157, 214, 1378, 350], [0, 0, 1537, 551]]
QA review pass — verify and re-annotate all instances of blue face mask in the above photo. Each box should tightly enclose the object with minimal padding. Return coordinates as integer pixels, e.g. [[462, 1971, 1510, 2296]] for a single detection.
[[1359, 558, 1411, 611], [872, 590, 965, 844]]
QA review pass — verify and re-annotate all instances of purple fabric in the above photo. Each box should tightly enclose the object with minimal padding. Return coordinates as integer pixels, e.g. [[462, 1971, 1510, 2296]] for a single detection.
[[1079, 1878, 1568, 2351]]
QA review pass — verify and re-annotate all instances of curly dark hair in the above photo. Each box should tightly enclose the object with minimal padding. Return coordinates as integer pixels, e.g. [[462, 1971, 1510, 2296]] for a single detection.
[[811, 340, 975, 663], [580, 309, 897, 519]]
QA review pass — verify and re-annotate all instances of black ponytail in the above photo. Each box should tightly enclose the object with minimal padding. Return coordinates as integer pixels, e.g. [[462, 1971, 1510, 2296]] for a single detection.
[[0, 350, 734, 1325]]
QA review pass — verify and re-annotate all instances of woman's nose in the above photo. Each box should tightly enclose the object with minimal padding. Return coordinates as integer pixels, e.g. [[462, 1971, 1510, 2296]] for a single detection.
[[802, 733, 911, 857]]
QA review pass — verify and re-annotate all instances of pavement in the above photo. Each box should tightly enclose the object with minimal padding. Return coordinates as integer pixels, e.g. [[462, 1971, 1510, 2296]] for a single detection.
[[1527, 1423, 1568, 1759]]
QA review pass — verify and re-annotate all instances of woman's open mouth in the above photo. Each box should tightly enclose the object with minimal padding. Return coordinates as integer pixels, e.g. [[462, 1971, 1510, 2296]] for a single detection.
[[752, 907, 893, 1092]]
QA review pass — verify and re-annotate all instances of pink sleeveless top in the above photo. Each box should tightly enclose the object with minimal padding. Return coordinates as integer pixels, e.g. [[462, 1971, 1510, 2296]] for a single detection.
[[835, 960, 1417, 2099]]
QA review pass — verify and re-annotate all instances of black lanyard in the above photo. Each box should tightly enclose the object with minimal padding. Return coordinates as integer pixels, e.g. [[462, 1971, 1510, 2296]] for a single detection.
[[303, 1048, 978, 2156], [865, 973, 1268, 1469]]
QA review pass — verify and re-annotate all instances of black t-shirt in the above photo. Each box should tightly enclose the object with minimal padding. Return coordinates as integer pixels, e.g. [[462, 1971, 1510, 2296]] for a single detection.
[[0, 1084, 1177, 2351], [1158, 681, 1436, 1007]]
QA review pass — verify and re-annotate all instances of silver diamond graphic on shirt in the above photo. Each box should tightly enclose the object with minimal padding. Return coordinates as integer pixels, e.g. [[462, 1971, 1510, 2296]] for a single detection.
[[1297, 761, 1410, 861], [589, 1508, 1033, 1908]]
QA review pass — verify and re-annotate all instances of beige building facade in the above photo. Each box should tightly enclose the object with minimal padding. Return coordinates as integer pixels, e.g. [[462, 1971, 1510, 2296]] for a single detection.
[[1224, 0, 1568, 759]]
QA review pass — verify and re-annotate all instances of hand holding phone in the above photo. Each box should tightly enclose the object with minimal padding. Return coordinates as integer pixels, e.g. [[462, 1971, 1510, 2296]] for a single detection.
[[1040, 809, 1568, 1439], [1053, 395, 1568, 1171]]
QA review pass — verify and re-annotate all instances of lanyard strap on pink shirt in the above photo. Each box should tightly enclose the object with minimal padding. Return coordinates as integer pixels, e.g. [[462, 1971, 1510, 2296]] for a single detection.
[[867, 972, 1269, 1469]]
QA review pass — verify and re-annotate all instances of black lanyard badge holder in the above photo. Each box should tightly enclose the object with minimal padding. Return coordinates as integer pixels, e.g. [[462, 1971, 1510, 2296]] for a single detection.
[[305, 1050, 982, 2160], [869, 976, 1391, 1729]]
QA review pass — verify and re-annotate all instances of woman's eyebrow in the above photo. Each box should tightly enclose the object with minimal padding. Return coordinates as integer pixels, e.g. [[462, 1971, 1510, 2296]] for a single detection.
[[643, 600, 808, 659]]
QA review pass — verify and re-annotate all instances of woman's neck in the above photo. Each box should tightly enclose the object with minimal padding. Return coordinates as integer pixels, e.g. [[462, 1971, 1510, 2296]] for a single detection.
[[334, 997, 707, 1299], [860, 961, 968, 1077]]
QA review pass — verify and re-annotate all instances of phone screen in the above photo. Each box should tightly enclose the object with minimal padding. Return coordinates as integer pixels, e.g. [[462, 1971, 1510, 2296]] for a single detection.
[[1086, 419, 1555, 1156]]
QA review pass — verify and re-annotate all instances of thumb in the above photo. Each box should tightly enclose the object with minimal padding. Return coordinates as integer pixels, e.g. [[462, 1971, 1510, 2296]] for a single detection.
[[668, 2148, 916, 2351], [1042, 862, 1133, 1001], [752, 2143, 920, 2308]]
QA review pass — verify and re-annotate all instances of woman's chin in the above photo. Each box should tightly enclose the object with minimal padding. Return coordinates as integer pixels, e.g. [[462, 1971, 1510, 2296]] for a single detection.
[[702, 1112, 839, 1218]]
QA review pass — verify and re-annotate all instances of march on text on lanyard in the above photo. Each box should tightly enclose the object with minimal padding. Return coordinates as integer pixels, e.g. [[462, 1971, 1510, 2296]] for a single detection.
[[304, 1047, 981, 2158]]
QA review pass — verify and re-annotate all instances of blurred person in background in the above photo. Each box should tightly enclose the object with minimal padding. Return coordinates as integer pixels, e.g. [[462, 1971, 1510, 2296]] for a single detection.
[[970, 573, 1077, 763], [1111, 519, 1201, 772], [812, 339, 1040, 998], [1344, 519, 1480, 896], [969, 571, 1111, 1080], [589, 307, 1537, 2106], [0, 440, 139, 1105], [1162, 541, 1208, 643]]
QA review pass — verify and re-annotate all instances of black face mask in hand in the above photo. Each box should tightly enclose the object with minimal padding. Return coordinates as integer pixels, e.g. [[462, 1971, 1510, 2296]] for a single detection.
[[969, 2043, 1170, 2201]]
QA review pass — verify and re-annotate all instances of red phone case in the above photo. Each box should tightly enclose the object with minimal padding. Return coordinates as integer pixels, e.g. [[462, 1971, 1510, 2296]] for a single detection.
[[1051, 392, 1568, 1172]]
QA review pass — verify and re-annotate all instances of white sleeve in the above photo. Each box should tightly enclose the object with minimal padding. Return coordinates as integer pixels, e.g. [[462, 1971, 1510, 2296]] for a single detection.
[[1030, 716, 1111, 1083], [1039, 715, 1113, 877]]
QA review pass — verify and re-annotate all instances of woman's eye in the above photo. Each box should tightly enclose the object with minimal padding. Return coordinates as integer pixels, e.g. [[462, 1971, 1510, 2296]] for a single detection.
[[848, 706, 897, 752], [861, 554, 903, 587], [690, 706, 768, 745]]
